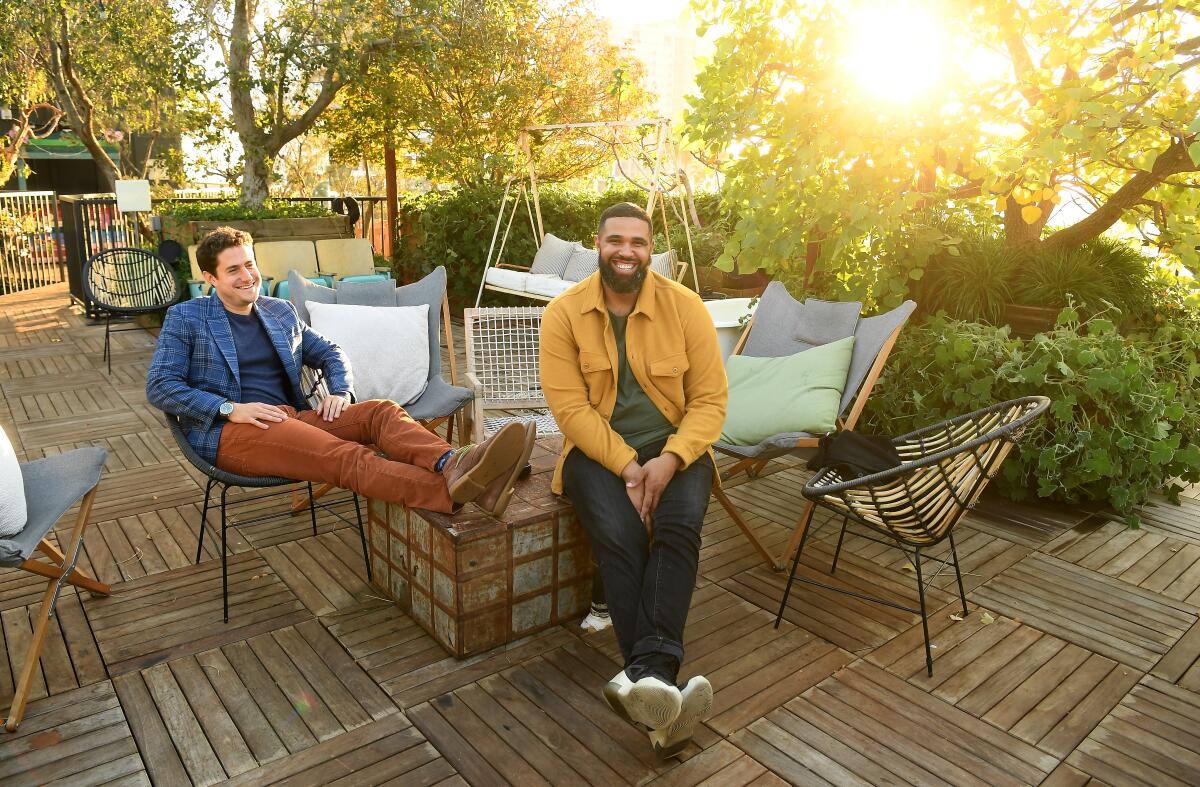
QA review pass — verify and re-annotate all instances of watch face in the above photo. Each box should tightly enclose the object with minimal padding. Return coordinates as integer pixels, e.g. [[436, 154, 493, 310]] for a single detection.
[[221, 402, 234, 416]]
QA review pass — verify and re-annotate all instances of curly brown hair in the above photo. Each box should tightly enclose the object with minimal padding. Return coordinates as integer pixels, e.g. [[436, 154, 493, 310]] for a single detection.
[[195, 226, 253, 275]]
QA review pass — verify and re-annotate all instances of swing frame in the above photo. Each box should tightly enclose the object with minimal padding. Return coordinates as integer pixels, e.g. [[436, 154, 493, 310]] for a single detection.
[[474, 118, 701, 306]]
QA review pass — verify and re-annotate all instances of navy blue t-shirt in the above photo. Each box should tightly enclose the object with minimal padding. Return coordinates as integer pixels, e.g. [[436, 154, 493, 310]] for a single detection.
[[225, 308, 292, 405]]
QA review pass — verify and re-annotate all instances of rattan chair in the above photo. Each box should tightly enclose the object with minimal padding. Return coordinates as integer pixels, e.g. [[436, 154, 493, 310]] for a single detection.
[[463, 307, 560, 442], [83, 247, 181, 373], [166, 414, 370, 622], [778, 396, 1050, 677]]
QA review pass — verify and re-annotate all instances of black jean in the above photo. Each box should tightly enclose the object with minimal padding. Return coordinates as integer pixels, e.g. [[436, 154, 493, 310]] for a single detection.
[[563, 439, 713, 684]]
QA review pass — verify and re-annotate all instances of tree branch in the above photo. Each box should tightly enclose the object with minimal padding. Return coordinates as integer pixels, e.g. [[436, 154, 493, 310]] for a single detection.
[[1044, 138, 1200, 249]]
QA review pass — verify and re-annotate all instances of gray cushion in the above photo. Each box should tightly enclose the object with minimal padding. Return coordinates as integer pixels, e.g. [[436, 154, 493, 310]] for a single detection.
[[395, 267, 447, 380], [404, 376, 474, 421], [651, 250, 674, 278], [338, 278, 399, 308], [0, 447, 107, 567], [287, 270, 336, 324], [529, 234, 575, 277], [714, 436, 819, 462], [562, 244, 598, 282]]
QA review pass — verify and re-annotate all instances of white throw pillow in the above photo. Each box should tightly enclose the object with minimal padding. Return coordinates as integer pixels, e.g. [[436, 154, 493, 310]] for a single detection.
[[0, 426, 27, 537], [307, 302, 430, 406]]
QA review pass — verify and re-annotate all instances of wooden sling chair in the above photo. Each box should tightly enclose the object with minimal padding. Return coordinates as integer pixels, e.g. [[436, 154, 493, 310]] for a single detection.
[[2, 447, 109, 732], [712, 282, 917, 570]]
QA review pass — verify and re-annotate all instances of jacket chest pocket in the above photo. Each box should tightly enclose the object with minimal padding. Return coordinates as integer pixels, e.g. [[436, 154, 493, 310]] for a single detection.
[[649, 353, 689, 380], [579, 351, 612, 405]]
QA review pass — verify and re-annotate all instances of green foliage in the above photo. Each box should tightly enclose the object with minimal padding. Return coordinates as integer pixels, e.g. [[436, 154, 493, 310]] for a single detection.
[[324, 0, 652, 187], [685, 1, 1200, 306], [156, 200, 334, 221], [394, 186, 727, 307], [863, 309, 1200, 521], [916, 230, 1183, 327]]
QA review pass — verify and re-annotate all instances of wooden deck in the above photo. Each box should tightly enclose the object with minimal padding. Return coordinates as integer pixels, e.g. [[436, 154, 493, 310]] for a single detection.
[[4, 283, 1200, 786]]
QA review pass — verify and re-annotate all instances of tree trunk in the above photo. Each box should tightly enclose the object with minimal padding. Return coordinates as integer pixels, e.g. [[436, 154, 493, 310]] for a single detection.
[[239, 149, 272, 209], [1003, 195, 1051, 249]]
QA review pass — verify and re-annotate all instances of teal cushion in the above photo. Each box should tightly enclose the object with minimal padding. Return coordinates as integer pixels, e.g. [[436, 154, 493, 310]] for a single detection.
[[720, 336, 856, 445]]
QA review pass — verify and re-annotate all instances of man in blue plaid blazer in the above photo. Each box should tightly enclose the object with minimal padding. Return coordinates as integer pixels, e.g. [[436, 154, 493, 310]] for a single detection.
[[146, 227, 535, 516]]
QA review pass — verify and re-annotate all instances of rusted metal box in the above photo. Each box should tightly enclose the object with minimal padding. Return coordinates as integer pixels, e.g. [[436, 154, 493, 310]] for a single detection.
[[365, 445, 592, 657]]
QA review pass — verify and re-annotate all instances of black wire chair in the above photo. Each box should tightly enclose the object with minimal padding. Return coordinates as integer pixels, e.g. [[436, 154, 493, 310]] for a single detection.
[[166, 414, 371, 623], [83, 247, 181, 373], [777, 396, 1050, 676]]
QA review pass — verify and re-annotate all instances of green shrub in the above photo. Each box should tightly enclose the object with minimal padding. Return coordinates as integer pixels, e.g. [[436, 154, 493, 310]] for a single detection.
[[156, 200, 334, 221], [395, 185, 729, 308], [862, 307, 1200, 522], [913, 231, 1164, 327]]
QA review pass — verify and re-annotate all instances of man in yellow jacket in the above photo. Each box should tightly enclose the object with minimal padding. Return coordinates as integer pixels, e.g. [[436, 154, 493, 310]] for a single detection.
[[540, 202, 727, 758]]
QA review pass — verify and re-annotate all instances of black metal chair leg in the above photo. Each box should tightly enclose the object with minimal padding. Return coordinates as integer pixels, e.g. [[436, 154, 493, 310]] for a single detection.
[[353, 493, 371, 580], [914, 548, 932, 677], [307, 482, 319, 537], [220, 486, 230, 624], [830, 516, 850, 574], [196, 477, 215, 564], [775, 515, 815, 629], [949, 532, 969, 617], [104, 314, 112, 374]]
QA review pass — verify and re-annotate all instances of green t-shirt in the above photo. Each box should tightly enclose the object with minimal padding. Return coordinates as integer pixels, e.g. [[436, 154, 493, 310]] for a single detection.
[[608, 311, 676, 451]]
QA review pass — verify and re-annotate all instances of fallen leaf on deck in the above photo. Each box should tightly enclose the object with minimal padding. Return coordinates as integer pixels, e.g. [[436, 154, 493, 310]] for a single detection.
[[980, 611, 995, 625], [949, 613, 963, 622], [902, 564, 916, 573]]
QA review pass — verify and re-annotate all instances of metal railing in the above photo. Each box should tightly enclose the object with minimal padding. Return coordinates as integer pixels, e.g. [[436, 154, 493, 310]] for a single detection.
[[0, 191, 65, 294], [59, 194, 153, 315]]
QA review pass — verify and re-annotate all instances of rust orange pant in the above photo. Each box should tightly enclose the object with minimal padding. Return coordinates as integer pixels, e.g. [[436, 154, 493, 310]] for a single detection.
[[216, 399, 454, 512]]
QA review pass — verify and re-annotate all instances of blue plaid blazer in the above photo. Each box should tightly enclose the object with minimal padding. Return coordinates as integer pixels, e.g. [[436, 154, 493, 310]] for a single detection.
[[146, 295, 352, 465]]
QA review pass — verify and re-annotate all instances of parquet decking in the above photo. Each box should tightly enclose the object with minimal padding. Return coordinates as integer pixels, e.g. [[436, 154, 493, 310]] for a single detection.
[[4, 283, 1200, 785]]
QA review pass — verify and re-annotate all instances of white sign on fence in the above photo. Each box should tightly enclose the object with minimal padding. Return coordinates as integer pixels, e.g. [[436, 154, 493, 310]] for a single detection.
[[115, 180, 152, 213]]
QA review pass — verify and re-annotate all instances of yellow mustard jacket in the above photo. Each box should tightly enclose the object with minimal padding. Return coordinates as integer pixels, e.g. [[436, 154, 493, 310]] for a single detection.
[[539, 270, 728, 495]]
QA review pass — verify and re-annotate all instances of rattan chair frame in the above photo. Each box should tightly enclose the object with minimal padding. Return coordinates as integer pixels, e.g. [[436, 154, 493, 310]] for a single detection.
[[775, 396, 1050, 677], [83, 247, 181, 373]]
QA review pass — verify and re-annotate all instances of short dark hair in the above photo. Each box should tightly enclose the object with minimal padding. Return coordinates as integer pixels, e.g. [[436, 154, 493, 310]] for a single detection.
[[598, 202, 652, 236], [195, 226, 253, 275]]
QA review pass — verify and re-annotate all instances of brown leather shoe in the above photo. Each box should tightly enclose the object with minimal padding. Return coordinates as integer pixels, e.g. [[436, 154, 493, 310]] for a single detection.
[[474, 420, 537, 518], [442, 421, 529, 504]]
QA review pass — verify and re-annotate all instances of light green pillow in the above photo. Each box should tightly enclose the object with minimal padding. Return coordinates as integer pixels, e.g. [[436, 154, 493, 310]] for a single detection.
[[720, 336, 855, 446]]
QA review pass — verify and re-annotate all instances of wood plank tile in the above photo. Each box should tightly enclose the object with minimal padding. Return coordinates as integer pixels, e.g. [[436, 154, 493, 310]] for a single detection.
[[1063, 675, 1200, 786], [114, 622, 397, 785], [721, 539, 957, 656], [0, 681, 149, 787], [868, 605, 1142, 758], [970, 552, 1197, 672], [85, 552, 311, 675], [737, 660, 1058, 786]]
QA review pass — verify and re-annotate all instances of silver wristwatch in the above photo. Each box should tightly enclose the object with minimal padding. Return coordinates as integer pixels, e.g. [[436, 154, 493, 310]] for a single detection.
[[219, 401, 235, 418]]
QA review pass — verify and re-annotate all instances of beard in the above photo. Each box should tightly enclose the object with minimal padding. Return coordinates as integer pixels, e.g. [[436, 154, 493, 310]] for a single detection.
[[598, 251, 648, 294]]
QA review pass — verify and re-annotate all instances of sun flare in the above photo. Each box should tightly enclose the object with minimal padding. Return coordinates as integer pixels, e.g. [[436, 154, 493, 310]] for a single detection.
[[845, 5, 947, 103]]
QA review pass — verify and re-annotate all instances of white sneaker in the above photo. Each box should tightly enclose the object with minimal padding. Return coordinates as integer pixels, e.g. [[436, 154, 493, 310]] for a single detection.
[[580, 610, 612, 633], [602, 670, 682, 730], [649, 675, 713, 759]]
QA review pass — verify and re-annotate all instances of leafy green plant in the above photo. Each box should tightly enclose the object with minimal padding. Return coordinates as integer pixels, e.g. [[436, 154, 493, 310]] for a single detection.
[[1013, 247, 1116, 310], [156, 200, 334, 222], [863, 307, 1200, 522], [917, 230, 1022, 323]]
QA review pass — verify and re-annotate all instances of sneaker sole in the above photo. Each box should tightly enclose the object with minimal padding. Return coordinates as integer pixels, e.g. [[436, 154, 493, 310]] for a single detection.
[[602, 680, 635, 725], [484, 421, 537, 518], [446, 422, 527, 504], [651, 676, 713, 759], [625, 680, 682, 730]]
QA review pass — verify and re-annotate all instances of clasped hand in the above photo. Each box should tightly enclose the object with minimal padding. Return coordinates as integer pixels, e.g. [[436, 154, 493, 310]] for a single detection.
[[622, 453, 682, 531]]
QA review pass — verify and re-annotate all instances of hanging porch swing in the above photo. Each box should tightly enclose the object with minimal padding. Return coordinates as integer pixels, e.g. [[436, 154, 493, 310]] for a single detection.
[[474, 118, 701, 306]]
